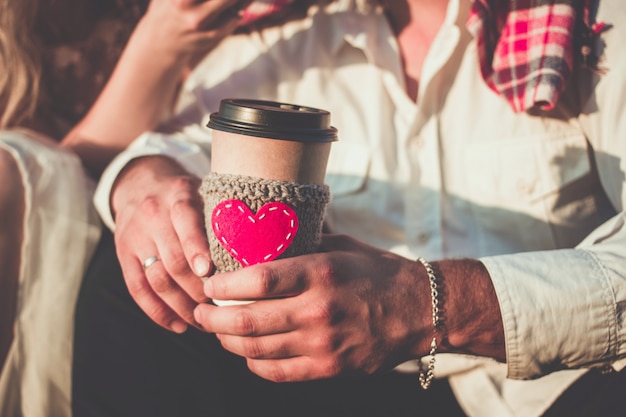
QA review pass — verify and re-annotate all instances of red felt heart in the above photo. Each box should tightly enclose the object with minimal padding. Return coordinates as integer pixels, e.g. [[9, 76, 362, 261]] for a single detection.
[[211, 200, 299, 267]]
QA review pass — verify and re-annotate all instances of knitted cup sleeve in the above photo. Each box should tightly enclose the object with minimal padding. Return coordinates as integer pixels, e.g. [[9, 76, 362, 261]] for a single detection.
[[200, 172, 331, 273]]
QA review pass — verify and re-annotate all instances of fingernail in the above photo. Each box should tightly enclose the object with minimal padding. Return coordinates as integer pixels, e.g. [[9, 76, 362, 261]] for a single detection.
[[193, 256, 211, 277], [171, 320, 188, 334], [193, 307, 202, 324]]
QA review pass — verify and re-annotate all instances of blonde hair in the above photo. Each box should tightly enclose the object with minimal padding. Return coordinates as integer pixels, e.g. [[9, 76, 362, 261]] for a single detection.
[[0, 0, 41, 129]]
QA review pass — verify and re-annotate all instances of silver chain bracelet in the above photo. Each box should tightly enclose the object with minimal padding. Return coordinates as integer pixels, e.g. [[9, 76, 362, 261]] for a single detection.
[[416, 257, 440, 390]]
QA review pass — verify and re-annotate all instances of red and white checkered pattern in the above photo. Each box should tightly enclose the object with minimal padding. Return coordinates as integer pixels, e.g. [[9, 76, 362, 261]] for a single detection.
[[467, 0, 599, 113]]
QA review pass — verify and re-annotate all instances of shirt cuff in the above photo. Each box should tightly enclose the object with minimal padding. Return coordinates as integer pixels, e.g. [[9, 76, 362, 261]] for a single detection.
[[94, 131, 211, 231], [481, 248, 615, 380]]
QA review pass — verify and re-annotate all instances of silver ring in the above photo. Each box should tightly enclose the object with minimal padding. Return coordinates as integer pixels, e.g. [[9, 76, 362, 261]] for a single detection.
[[142, 255, 160, 270]]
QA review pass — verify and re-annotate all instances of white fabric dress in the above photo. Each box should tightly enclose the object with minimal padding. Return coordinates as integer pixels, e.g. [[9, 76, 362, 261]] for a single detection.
[[0, 129, 101, 417]]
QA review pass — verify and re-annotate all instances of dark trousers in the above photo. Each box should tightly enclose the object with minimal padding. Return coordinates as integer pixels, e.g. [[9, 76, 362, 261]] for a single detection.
[[72, 230, 626, 417]]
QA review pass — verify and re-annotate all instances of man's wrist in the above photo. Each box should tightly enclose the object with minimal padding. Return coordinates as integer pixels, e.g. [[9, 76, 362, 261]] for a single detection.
[[431, 258, 506, 361]]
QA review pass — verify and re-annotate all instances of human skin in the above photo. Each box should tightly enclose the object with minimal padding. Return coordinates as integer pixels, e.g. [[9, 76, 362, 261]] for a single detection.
[[62, 0, 252, 177], [0, 0, 251, 369], [110, 154, 505, 380], [107, 0, 506, 380], [194, 236, 505, 382], [111, 155, 211, 332]]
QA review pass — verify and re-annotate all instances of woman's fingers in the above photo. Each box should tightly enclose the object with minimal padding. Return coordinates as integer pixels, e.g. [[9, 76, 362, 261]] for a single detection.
[[121, 254, 189, 333], [143, 258, 200, 326], [112, 160, 211, 332], [168, 181, 214, 278]]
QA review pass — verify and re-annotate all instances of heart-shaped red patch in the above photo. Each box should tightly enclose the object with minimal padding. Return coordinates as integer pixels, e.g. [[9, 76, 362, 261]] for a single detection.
[[211, 200, 299, 267]]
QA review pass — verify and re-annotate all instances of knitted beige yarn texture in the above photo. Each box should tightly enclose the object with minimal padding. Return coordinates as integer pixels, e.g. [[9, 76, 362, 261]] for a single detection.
[[200, 173, 331, 273]]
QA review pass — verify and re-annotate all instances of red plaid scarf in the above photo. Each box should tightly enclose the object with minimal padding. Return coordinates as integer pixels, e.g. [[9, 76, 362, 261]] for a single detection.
[[467, 0, 605, 113], [243, 1, 605, 113]]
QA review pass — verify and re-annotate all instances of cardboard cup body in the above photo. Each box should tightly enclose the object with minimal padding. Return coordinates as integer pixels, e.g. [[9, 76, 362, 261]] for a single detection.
[[211, 131, 331, 184], [203, 99, 338, 306]]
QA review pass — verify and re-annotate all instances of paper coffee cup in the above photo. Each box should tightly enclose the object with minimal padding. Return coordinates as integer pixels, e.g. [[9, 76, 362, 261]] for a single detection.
[[208, 99, 336, 183], [200, 99, 338, 305]]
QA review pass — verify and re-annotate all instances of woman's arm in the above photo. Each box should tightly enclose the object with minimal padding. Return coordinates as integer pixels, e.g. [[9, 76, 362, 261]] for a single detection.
[[61, 0, 250, 177]]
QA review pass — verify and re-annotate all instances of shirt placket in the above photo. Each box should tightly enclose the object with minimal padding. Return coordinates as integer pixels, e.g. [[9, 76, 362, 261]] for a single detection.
[[404, 0, 461, 259]]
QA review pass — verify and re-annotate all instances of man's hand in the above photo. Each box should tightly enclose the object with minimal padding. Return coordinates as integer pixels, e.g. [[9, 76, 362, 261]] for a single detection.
[[194, 234, 506, 382], [112, 156, 213, 333], [193, 234, 435, 382]]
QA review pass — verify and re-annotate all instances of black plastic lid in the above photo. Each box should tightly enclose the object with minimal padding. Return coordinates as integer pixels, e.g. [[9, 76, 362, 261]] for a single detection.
[[207, 99, 338, 142]]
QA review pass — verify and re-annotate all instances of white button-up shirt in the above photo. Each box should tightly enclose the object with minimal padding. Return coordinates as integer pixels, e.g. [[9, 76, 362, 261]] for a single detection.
[[95, 1, 626, 415]]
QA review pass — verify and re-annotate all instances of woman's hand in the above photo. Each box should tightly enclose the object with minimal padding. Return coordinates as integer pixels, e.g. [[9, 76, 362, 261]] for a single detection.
[[111, 155, 213, 333], [62, 0, 251, 175], [138, 0, 253, 68], [193, 234, 434, 382]]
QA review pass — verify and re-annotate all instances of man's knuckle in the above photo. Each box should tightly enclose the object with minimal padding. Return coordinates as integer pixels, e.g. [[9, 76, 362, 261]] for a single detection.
[[305, 301, 336, 326], [315, 258, 338, 286], [320, 358, 343, 378], [310, 332, 337, 354], [257, 266, 279, 294], [233, 311, 257, 335], [263, 365, 288, 383], [242, 339, 265, 358]]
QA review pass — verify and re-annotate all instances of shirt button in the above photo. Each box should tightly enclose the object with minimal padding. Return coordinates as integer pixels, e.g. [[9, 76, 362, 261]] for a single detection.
[[417, 231, 431, 244]]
